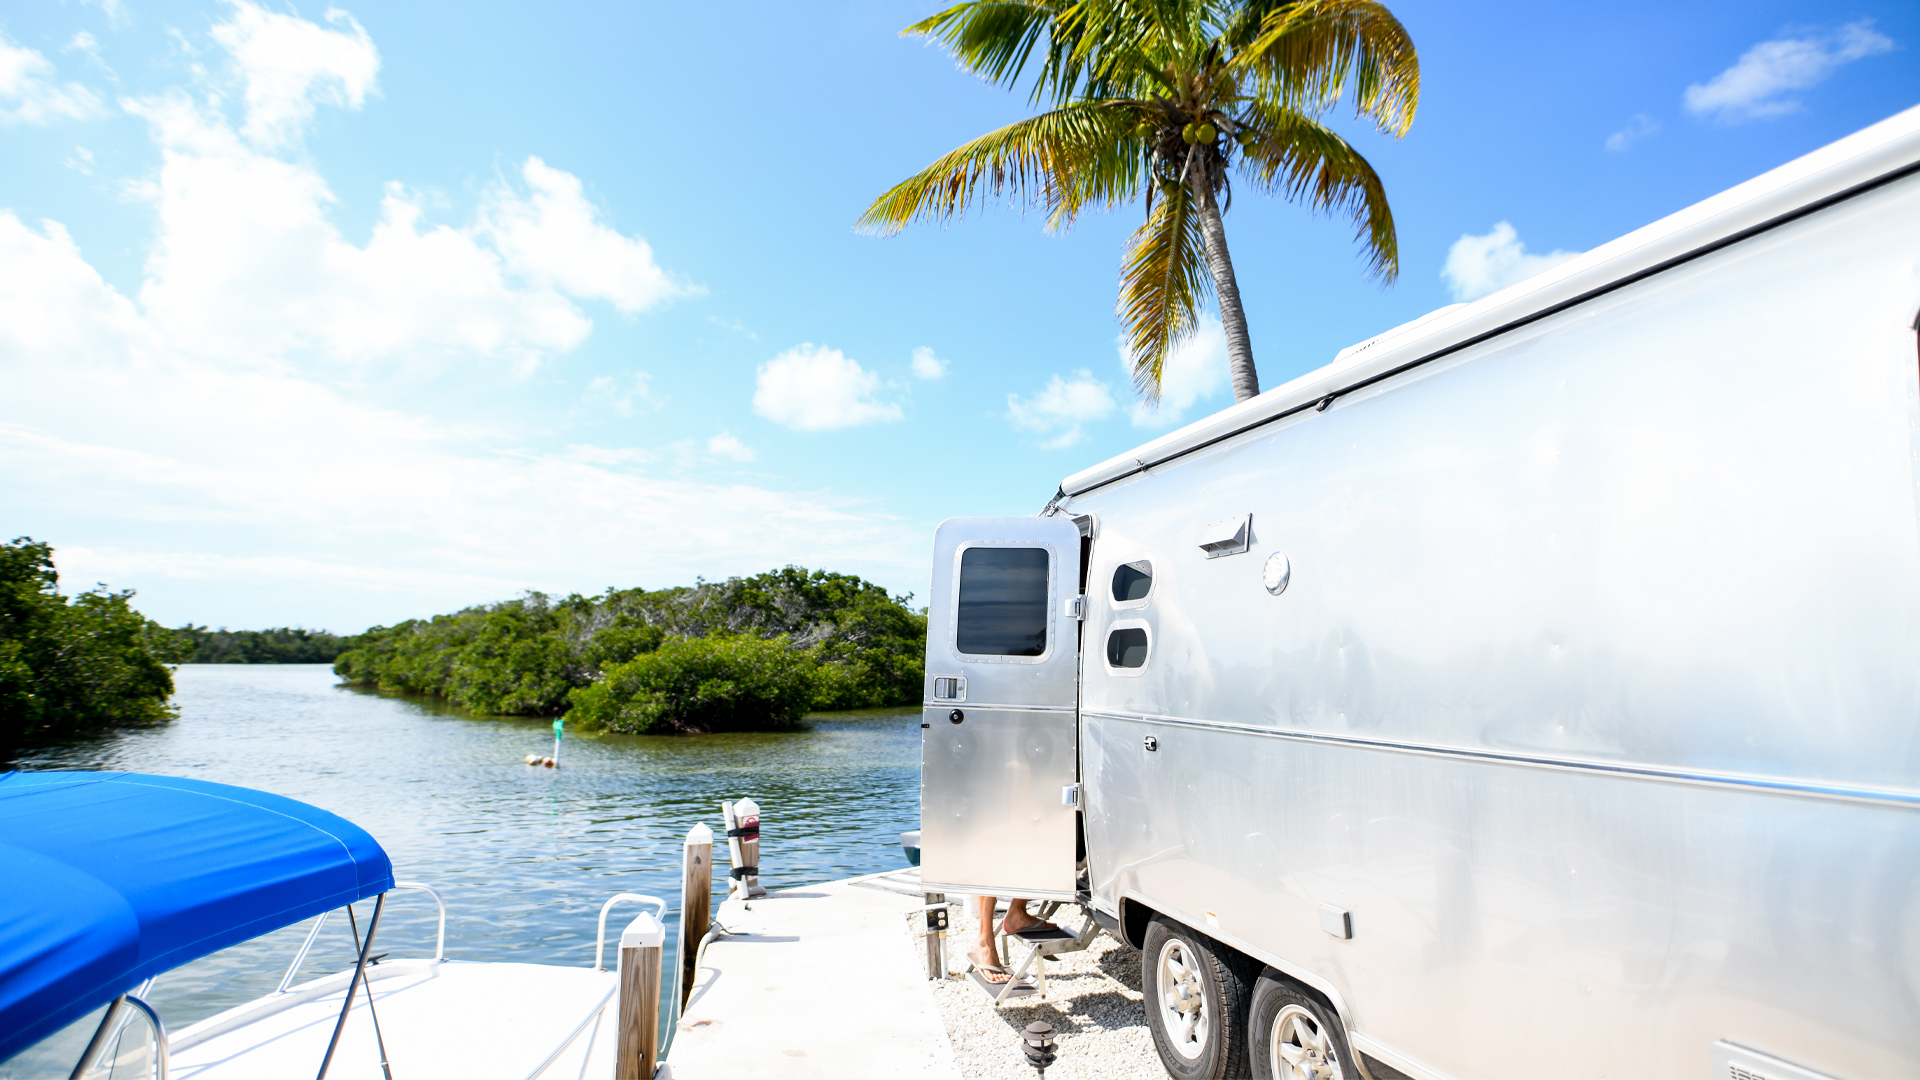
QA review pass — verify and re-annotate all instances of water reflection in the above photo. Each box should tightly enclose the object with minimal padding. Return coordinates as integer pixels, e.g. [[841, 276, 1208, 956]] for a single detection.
[[5, 664, 919, 1068]]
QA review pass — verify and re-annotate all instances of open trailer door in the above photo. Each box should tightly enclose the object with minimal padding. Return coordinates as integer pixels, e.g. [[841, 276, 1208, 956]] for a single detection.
[[920, 516, 1084, 900]]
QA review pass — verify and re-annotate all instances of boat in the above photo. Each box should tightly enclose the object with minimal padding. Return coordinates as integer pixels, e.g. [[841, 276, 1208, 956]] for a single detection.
[[0, 770, 674, 1079]]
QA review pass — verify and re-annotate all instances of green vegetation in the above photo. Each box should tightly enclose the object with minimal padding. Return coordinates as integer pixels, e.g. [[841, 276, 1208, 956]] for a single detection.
[[2, 537, 186, 748], [861, 0, 1419, 405], [168, 626, 363, 664], [334, 567, 926, 734]]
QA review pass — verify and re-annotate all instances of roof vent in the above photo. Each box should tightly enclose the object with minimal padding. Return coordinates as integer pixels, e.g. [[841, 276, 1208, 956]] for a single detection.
[[1198, 514, 1251, 559]]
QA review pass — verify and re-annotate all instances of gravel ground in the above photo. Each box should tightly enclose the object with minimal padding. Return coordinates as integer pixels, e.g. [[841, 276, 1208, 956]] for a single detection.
[[911, 899, 1168, 1080]]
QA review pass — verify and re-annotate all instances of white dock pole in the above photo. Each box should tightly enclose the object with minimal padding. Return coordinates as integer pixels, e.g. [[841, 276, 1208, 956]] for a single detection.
[[679, 823, 712, 1007], [722, 798, 767, 900], [615, 911, 664, 1080]]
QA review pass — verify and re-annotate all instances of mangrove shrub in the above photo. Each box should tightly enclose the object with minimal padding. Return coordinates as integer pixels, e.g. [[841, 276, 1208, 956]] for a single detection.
[[2, 537, 184, 748], [333, 566, 926, 732], [566, 635, 818, 734]]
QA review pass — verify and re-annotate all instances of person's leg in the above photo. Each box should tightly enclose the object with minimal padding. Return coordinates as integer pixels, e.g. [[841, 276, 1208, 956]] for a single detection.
[[999, 899, 1059, 935], [969, 895, 1009, 981]]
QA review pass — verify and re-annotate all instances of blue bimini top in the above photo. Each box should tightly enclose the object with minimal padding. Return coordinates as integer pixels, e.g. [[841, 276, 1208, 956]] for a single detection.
[[0, 771, 393, 1063]]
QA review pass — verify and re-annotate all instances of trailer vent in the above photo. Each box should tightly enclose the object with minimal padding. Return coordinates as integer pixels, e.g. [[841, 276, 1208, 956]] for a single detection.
[[1198, 514, 1251, 559]]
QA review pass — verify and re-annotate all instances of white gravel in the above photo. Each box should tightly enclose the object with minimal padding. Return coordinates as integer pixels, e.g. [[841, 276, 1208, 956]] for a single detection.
[[909, 898, 1167, 1080]]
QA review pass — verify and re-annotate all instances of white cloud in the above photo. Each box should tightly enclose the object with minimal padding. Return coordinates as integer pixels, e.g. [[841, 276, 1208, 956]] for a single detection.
[[76, 0, 131, 30], [1125, 316, 1227, 429], [1441, 222, 1580, 302], [480, 157, 695, 315], [753, 343, 904, 431], [1605, 113, 1660, 152], [210, 0, 379, 148], [1008, 370, 1115, 448], [1685, 20, 1894, 123], [0, 5, 914, 630], [910, 346, 948, 380], [0, 34, 108, 124], [706, 431, 756, 462], [0, 211, 917, 626], [586, 372, 657, 416]]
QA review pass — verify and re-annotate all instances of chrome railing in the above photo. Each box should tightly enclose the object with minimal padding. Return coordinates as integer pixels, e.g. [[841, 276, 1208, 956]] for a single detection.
[[278, 881, 447, 994], [591, 893, 666, 973]]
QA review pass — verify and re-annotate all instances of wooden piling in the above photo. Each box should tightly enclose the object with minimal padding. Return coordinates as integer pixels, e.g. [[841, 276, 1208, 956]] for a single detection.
[[680, 822, 712, 1007], [615, 914, 663, 1080]]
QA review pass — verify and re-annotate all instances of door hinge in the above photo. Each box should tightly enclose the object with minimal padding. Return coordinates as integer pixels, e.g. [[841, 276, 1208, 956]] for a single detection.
[[1061, 783, 1081, 807], [1065, 594, 1087, 621]]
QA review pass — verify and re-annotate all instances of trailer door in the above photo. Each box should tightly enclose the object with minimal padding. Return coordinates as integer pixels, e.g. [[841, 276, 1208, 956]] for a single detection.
[[921, 516, 1084, 899]]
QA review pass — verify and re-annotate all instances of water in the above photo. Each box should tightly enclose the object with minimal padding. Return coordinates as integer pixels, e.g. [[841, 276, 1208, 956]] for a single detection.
[[5, 664, 921, 1074]]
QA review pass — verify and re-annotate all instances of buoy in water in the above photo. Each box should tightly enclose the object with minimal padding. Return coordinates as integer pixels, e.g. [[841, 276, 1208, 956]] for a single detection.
[[525, 754, 539, 766], [543, 757, 556, 768]]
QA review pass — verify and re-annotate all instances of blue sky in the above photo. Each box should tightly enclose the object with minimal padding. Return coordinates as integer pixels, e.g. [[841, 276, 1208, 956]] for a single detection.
[[1, 0, 1914, 632]]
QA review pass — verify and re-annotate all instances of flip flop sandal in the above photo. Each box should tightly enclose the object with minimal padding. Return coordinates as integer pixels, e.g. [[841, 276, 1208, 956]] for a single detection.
[[1002, 919, 1061, 935], [967, 948, 1014, 983]]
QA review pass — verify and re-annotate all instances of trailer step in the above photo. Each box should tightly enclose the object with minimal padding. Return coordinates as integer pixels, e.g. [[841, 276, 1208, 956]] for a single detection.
[[967, 969, 1039, 1000]]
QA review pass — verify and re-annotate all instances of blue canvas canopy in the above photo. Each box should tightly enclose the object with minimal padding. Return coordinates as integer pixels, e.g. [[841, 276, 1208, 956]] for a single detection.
[[0, 771, 393, 1063]]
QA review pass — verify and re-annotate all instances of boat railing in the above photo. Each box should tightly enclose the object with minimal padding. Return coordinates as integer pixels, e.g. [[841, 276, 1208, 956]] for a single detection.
[[121, 995, 168, 1080], [592, 893, 667, 973], [277, 882, 447, 995], [392, 881, 447, 961]]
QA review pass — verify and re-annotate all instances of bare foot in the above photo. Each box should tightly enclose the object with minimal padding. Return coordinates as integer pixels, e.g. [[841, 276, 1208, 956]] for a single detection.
[[1000, 912, 1059, 935]]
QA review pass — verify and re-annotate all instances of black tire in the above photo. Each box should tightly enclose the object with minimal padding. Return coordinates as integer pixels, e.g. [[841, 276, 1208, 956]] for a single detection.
[[1248, 970, 1359, 1080], [1140, 915, 1256, 1079]]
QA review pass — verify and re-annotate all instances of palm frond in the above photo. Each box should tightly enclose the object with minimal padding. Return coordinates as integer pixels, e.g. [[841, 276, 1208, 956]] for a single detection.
[[1236, 0, 1419, 136], [1235, 105, 1398, 280], [857, 101, 1147, 235], [907, 0, 1106, 104], [1118, 177, 1209, 402]]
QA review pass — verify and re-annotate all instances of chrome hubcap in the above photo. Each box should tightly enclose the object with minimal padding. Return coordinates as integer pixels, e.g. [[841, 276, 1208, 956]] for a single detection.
[[1270, 1003, 1342, 1080], [1155, 938, 1210, 1060]]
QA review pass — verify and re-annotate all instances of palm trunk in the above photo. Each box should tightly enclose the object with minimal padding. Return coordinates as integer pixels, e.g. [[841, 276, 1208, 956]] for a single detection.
[[1190, 153, 1259, 402]]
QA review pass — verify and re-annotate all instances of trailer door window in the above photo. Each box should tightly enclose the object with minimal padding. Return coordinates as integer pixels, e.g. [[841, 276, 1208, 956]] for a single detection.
[[1111, 561, 1153, 602], [956, 546, 1050, 656], [1106, 627, 1150, 668]]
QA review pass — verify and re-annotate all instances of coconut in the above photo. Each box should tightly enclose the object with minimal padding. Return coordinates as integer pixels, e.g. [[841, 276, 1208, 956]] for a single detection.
[[1197, 123, 1217, 143]]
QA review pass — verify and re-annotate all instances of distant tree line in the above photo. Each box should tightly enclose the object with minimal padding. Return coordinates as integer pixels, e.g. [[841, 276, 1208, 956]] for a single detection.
[[334, 567, 927, 734], [2, 537, 184, 749], [167, 626, 363, 664]]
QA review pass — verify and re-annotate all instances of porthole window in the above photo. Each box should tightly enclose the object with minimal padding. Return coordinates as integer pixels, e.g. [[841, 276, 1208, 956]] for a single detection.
[[1106, 626, 1150, 669], [1111, 560, 1153, 603]]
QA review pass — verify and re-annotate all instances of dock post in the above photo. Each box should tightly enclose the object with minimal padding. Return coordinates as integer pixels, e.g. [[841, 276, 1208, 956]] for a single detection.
[[722, 798, 766, 899], [615, 911, 664, 1080], [680, 823, 712, 1007], [924, 891, 947, 978]]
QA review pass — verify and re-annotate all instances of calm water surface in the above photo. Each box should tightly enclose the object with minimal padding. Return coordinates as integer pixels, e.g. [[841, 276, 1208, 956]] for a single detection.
[[7, 664, 920, 1073]]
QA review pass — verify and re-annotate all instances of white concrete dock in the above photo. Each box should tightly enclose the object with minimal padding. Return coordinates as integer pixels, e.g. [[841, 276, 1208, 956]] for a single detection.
[[667, 869, 961, 1079]]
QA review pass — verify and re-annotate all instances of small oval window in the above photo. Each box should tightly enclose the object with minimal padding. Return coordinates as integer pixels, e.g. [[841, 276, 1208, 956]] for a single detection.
[[1106, 627, 1150, 668], [1111, 561, 1153, 602]]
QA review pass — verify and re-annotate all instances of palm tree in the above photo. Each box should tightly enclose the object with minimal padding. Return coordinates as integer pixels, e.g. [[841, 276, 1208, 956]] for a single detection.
[[859, 0, 1419, 405]]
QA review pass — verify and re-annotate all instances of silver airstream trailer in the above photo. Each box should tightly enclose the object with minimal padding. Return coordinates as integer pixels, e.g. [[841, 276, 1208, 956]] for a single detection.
[[920, 104, 1920, 1080]]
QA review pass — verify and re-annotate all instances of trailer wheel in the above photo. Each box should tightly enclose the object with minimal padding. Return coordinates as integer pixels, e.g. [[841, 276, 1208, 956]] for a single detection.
[[1141, 916, 1253, 1079], [1249, 972, 1357, 1080]]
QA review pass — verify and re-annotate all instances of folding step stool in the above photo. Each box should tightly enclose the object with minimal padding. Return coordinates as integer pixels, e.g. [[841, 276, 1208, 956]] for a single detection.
[[966, 901, 1106, 1007]]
